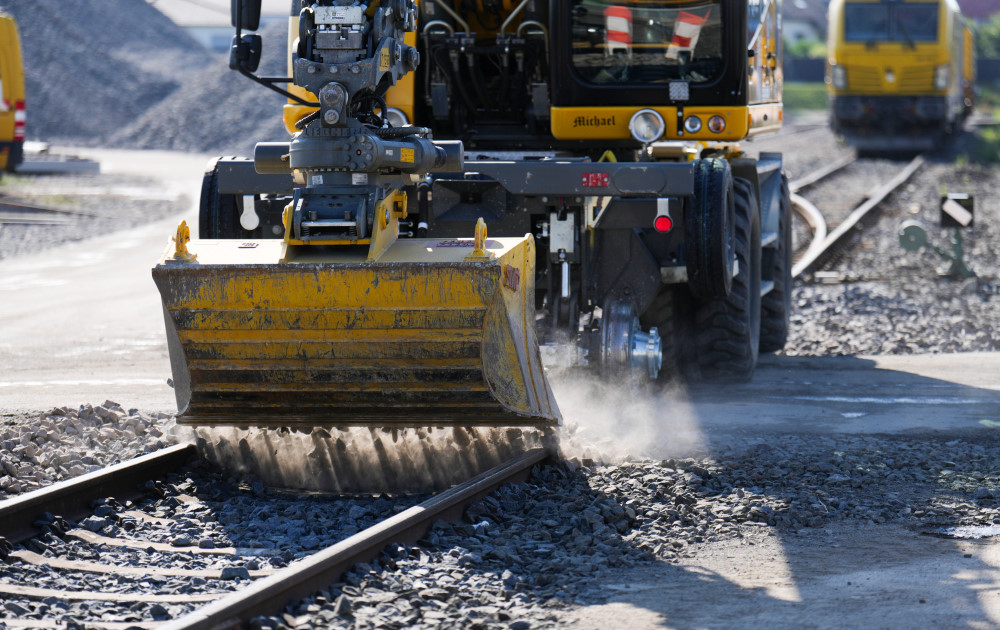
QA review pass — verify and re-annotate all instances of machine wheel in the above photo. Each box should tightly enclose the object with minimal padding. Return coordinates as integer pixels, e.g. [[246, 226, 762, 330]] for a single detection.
[[685, 158, 735, 301], [640, 286, 679, 382], [691, 177, 761, 381], [599, 300, 662, 388], [759, 174, 792, 353], [198, 156, 241, 239]]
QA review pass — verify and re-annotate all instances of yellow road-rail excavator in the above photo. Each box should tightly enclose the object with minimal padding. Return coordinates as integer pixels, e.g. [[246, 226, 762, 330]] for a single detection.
[[153, 0, 790, 432]]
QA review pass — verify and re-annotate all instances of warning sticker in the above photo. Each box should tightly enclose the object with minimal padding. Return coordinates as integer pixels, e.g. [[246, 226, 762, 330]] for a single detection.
[[503, 264, 521, 292], [379, 48, 391, 72], [582, 173, 610, 187], [400, 148, 415, 163]]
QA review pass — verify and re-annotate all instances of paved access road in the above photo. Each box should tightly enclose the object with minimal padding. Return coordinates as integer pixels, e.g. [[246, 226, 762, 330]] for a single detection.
[[0, 148, 205, 414]]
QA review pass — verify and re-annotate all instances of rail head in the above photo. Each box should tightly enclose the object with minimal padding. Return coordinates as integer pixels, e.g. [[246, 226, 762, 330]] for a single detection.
[[0, 443, 196, 545]]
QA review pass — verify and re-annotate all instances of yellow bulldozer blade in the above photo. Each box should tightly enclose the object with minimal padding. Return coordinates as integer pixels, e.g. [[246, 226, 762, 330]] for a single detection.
[[152, 233, 560, 428]]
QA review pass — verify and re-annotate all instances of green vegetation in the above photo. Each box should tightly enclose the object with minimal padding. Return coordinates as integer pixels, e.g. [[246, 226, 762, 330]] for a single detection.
[[0, 172, 30, 192], [785, 38, 826, 60], [966, 124, 1000, 164], [783, 82, 828, 112], [975, 84, 1000, 112], [974, 14, 1000, 58]]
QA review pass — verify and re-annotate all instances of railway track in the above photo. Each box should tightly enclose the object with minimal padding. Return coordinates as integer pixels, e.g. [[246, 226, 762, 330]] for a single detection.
[[0, 445, 547, 629], [0, 198, 115, 226], [0, 201, 74, 226], [789, 154, 925, 279]]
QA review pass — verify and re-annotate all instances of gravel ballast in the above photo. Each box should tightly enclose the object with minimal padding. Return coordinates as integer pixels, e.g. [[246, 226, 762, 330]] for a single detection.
[[3, 403, 999, 626], [1, 455, 428, 627], [752, 121, 1000, 358], [250, 430, 1000, 629]]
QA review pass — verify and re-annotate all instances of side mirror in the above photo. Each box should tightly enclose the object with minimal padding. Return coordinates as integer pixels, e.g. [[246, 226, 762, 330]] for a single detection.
[[231, 0, 262, 31], [229, 34, 262, 72]]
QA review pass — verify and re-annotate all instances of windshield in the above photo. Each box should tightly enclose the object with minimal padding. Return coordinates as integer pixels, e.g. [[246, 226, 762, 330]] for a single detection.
[[570, 0, 724, 85], [844, 3, 939, 44]]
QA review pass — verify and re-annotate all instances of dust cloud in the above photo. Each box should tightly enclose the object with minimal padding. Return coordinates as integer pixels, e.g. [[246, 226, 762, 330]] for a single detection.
[[549, 371, 709, 465]]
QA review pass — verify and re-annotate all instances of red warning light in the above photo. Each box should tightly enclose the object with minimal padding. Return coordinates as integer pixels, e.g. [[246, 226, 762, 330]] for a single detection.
[[654, 215, 673, 233]]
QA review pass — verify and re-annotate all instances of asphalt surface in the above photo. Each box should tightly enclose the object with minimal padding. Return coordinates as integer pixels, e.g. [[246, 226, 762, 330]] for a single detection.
[[0, 148, 205, 415]]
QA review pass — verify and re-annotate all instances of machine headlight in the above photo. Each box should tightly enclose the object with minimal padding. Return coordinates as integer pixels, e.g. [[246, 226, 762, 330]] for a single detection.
[[386, 107, 410, 127], [629, 109, 666, 144], [683, 116, 702, 134], [830, 64, 847, 90], [934, 64, 950, 90], [707, 115, 726, 133]]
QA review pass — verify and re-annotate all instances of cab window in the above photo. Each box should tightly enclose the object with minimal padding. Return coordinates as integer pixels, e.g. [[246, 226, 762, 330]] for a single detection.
[[570, 0, 724, 85]]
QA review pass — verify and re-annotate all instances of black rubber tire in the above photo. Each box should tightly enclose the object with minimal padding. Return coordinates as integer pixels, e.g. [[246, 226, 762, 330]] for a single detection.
[[759, 174, 792, 353], [685, 159, 735, 300], [198, 156, 241, 239], [691, 177, 761, 382], [640, 285, 679, 383]]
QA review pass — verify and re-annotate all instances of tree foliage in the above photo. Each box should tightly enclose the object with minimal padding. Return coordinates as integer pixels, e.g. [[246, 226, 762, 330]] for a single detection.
[[974, 14, 1000, 58]]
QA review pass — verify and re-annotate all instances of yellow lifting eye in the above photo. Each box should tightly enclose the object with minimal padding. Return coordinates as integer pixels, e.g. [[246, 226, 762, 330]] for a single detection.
[[170, 221, 197, 262], [473, 217, 488, 255]]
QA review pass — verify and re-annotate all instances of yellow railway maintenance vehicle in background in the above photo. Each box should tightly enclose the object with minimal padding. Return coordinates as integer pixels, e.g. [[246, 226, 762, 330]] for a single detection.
[[0, 12, 26, 173], [153, 0, 791, 431], [826, 0, 974, 153]]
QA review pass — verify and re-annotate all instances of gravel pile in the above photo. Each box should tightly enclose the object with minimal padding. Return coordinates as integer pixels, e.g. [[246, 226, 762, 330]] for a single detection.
[[0, 0, 214, 148], [107, 19, 291, 156], [0, 402, 172, 498], [0, 0, 290, 156]]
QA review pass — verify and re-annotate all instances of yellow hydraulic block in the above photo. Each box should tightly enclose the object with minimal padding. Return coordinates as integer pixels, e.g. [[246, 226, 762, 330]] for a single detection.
[[152, 209, 560, 428]]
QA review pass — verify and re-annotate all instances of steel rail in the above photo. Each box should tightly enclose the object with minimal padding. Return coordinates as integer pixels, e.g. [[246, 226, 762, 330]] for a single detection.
[[792, 154, 924, 279], [0, 211, 70, 225], [788, 155, 856, 194], [0, 443, 196, 545], [0, 199, 105, 219], [790, 192, 828, 279], [161, 448, 549, 630], [787, 155, 854, 278]]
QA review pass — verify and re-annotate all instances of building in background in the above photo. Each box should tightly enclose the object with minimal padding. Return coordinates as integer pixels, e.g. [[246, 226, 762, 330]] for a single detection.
[[148, 0, 289, 52], [956, 0, 1000, 21], [784, 0, 829, 45]]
